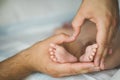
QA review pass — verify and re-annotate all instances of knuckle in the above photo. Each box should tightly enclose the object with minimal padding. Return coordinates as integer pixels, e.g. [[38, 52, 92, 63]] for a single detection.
[[72, 20, 80, 28]]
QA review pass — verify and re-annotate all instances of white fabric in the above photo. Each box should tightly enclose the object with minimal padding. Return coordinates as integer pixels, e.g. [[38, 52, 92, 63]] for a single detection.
[[0, 0, 120, 80], [111, 69, 120, 80]]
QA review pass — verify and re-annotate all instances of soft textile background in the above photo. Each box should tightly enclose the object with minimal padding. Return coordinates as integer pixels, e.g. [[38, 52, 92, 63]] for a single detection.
[[0, 0, 120, 80]]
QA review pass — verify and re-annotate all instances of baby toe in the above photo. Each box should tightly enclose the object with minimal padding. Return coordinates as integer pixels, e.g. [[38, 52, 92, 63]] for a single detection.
[[50, 51, 54, 55], [92, 44, 98, 48], [89, 55, 93, 61], [53, 58, 57, 62], [50, 55, 55, 59], [92, 48, 96, 52], [49, 48, 53, 52], [50, 43, 56, 49], [50, 55, 57, 62], [91, 52, 95, 56]]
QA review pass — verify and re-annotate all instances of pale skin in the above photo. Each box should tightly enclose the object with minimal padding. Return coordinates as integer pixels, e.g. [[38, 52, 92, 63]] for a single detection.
[[50, 23, 98, 63], [49, 42, 98, 63], [0, 33, 100, 80], [0, 21, 120, 80], [66, 0, 119, 68], [50, 21, 120, 70], [0, 0, 119, 79]]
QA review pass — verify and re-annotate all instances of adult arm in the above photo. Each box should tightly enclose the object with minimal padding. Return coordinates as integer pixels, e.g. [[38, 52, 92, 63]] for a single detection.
[[68, 0, 119, 68], [0, 34, 100, 80], [0, 51, 33, 80]]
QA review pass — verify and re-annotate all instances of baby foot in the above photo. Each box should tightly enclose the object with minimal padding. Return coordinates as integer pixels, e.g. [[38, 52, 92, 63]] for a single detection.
[[79, 44, 98, 62], [49, 43, 77, 63]]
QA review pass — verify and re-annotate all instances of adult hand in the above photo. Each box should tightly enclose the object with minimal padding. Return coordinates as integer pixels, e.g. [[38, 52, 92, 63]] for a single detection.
[[25, 33, 100, 77], [68, 0, 119, 68]]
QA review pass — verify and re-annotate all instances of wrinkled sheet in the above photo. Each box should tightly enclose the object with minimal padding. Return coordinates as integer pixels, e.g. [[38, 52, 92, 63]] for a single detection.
[[0, 0, 120, 80]]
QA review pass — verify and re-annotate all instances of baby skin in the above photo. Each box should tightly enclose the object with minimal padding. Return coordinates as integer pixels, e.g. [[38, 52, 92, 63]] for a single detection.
[[49, 21, 120, 70], [49, 22, 99, 63], [49, 43, 98, 63]]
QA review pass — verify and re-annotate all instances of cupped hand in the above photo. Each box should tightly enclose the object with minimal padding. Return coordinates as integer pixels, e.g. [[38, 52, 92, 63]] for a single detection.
[[26, 33, 100, 77], [68, 0, 119, 69]]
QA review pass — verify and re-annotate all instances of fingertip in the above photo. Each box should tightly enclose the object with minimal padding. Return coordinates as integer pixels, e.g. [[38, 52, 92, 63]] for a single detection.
[[72, 15, 85, 29], [94, 59, 100, 67], [94, 46, 104, 67], [100, 58, 105, 70], [64, 36, 76, 42]]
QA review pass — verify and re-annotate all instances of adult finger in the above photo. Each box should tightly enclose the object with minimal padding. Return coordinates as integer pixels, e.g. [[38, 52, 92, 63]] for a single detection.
[[94, 21, 109, 66], [55, 62, 100, 77], [100, 25, 116, 69], [65, 14, 85, 42], [45, 33, 69, 44]]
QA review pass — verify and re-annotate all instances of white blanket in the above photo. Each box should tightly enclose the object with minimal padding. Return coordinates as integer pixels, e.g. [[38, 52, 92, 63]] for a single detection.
[[0, 0, 120, 80]]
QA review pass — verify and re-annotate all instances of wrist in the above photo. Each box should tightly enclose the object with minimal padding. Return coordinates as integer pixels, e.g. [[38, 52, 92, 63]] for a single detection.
[[0, 50, 34, 80], [18, 49, 35, 72], [21, 45, 43, 72]]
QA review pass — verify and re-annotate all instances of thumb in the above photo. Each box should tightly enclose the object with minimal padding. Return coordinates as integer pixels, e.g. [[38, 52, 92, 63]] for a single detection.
[[65, 16, 85, 42], [94, 21, 108, 66], [72, 16, 85, 39], [55, 62, 100, 77], [48, 33, 69, 44]]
